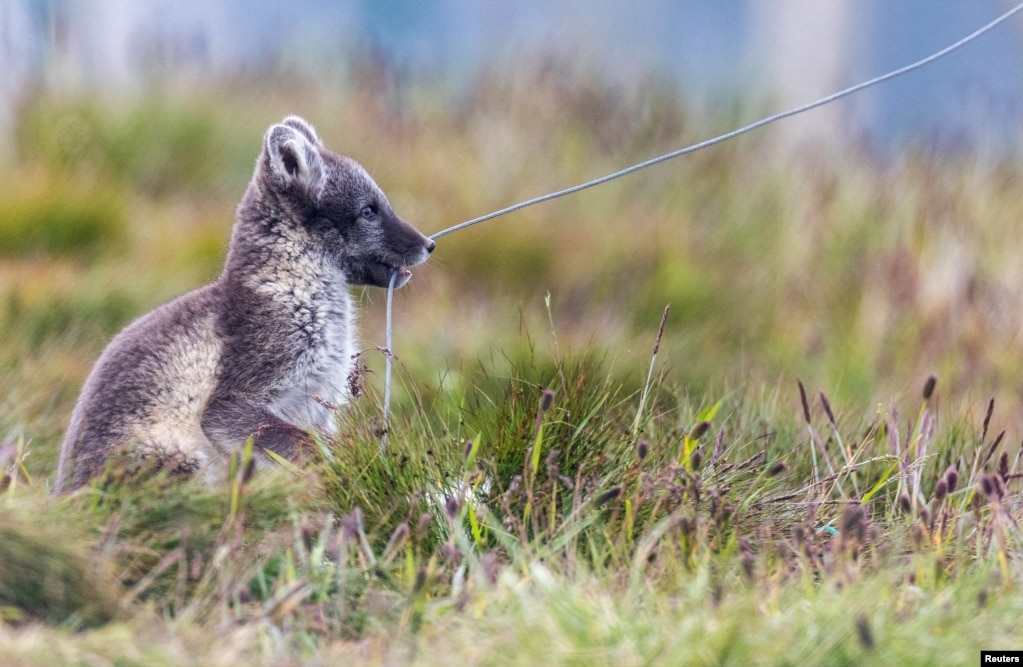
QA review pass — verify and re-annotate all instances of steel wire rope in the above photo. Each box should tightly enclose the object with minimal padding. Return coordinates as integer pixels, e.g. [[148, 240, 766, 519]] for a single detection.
[[379, 2, 1023, 449]]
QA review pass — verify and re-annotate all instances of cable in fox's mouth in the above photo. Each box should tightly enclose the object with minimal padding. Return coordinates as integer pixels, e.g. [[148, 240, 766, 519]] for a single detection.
[[391, 265, 412, 283], [380, 263, 412, 288]]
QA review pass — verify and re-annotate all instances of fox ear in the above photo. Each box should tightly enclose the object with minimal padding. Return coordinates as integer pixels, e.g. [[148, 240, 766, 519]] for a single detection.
[[280, 115, 323, 146], [262, 122, 325, 197]]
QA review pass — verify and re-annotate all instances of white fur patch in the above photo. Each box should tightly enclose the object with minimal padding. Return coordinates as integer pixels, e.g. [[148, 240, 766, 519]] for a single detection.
[[126, 312, 222, 464], [271, 291, 355, 434]]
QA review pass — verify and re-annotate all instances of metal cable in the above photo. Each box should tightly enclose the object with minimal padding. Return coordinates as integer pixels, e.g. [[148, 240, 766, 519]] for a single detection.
[[380, 2, 1023, 448], [429, 2, 1023, 241], [381, 268, 398, 450]]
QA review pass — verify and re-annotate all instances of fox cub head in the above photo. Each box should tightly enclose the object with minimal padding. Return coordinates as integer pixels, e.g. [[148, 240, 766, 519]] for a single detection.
[[250, 116, 434, 287]]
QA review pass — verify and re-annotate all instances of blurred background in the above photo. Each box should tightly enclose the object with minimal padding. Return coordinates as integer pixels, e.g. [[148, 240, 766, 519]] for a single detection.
[[2, 0, 1023, 477], [4, 1, 1023, 152]]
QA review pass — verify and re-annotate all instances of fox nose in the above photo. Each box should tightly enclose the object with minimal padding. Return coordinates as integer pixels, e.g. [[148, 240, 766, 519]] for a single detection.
[[426, 239, 436, 254]]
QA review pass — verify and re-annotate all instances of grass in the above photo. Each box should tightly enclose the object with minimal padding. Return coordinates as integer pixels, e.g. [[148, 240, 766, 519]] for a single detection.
[[1, 60, 1022, 664], [3, 358, 1022, 664]]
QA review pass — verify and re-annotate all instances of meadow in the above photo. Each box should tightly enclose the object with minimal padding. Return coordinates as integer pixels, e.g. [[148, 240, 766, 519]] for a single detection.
[[2, 61, 1023, 664]]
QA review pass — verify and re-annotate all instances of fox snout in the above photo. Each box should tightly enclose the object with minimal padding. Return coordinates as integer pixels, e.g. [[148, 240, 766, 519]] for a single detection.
[[396, 216, 435, 264], [366, 212, 434, 289], [384, 213, 431, 286]]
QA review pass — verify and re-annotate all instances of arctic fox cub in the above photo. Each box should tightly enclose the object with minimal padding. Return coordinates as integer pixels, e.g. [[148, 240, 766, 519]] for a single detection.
[[54, 116, 434, 492]]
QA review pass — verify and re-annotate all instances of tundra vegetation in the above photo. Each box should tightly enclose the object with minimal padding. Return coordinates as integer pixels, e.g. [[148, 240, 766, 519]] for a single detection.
[[1, 61, 1022, 665]]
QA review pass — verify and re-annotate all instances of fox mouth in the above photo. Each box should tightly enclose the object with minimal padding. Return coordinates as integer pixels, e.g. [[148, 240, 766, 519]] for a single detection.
[[389, 265, 413, 287], [363, 245, 432, 289], [381, 246, 433, 288], [366, 261, 413, 289]]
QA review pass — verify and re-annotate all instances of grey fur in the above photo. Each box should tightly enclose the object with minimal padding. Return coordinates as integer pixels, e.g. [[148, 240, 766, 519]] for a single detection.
[[54, 116, 434, 492]]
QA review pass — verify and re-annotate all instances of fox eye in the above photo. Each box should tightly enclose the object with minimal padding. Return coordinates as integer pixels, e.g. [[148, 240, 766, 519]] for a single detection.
[[360, 204, 378, 219]]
